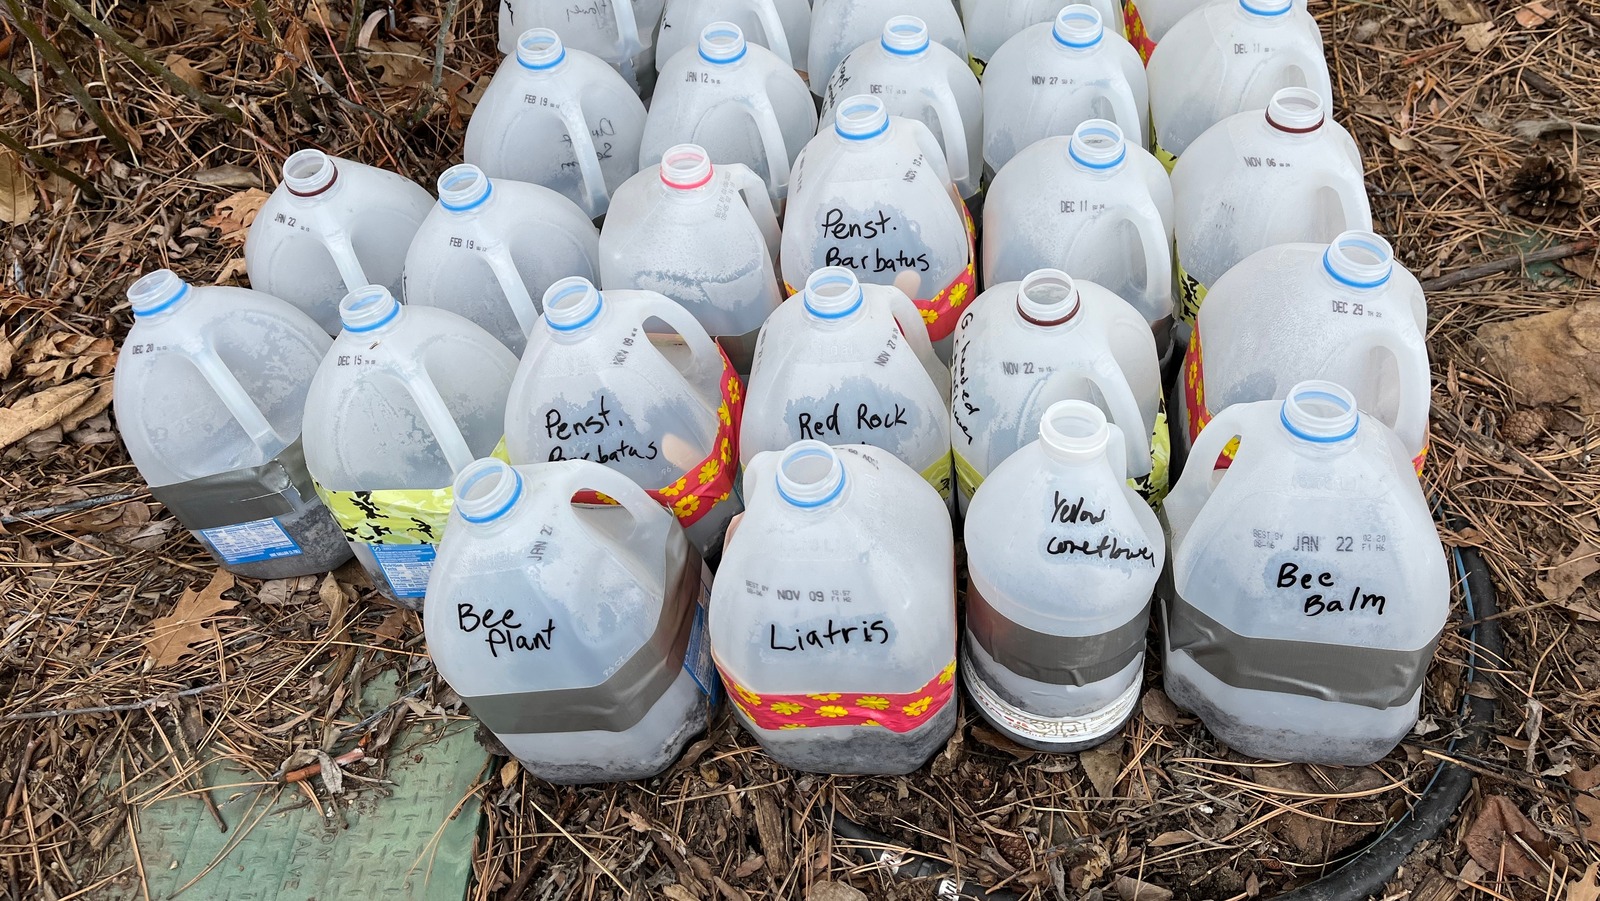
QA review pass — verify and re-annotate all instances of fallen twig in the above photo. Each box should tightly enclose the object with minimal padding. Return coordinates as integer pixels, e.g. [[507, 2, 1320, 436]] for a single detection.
[[1421, 240, 1596, 291], [283, 748, 365, 784], [0, 124, 102, 203], [1, 0, 131, 156], [1, 684, 221, 722], [1, 491, 140, 525]]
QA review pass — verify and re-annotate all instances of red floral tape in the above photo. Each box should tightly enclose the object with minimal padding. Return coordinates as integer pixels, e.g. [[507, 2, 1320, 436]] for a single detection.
[[1123, 0, 1158, 64], [571, 347, 745, 527], [721, 660, 957, 733], [1184, 327, 1428, 475]]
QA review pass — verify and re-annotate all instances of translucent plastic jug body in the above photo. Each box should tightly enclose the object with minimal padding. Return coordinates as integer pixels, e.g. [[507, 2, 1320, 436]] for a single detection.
[[1161, 382, 1449, 765], [497, 0, 664, 92], [1182, 232, 1429, 467], [1171, 88, 1371, 326], [657, 0, 811, 81], [114, 271, 351, 578], [963, 0, 1125, 69], [599, 145, 782, 374], [819, 16, 982, 199], [950, 270, 1163, 510], [964, 401, 1163, 751], [981, 6, 1148, 174], [1146, 0, 1330, 162], [742, 268, 952, 499], [983, 120, 1174, 344], [781, 95, 971, 360], [465, 29, 648, 219], [403, 164, 600, 356], [710, 441, 958, 774], [642, 23, 817, 203], [506, 278, 741, 555], [808, 0, 966, 96], [245, 149, 433, 335], [425, 457, 715, 784], [302, 287, 519, 606]]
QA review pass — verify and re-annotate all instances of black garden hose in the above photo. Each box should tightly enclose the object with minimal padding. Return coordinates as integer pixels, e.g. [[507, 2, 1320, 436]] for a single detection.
[[824, 538, 1501, 901]]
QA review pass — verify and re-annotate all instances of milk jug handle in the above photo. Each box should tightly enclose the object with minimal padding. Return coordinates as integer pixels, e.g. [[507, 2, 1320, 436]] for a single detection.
[[556, 100, 612, 215], [608, 0, 644, 66], [560, 462, 660, 548], [635, 292, 726, 384], [395, 365, 478, 475], [1166, 403, 1252, 517], [1122, 205, 1174, 322], [1103, 419, 1131, 483], [469, 226, 541, 337], [189, 344, 283, 452], [1319, 170, 1373, 233], [886, 289, 950, 393], [1348, 328, 1430, 457], [919, 80, 970, 187], [1098, 86, 1144, 151], [1087, 355, 1153, 478], [726, 162, 782, 254], [748, 0, 793, 68], [737, 91, 793, 197], [314, 219, 371, 293]]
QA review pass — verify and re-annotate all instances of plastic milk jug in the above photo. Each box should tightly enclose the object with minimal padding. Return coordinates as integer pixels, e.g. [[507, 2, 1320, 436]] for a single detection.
[[465, 29, 648, 219], [505, 277, 744, 556], [1161, 381, 1449, 765], [497, 0, 664, 92], [781, 94, 974, 362], [642, 23, 817, 203], [982, 119, 1174, 348], [1127, 0, 1308, 52], [403, 164, 600, 356], [819, 15, 983, 199], [981, 6, 1148, 174], [657, 0, 812, 81], [1170, 87, 1371, 327], [424, 457, 716, 784], [1181, 231, 1430, 470], [599, 144, 782, 374], [962, 0, 1126, 71], [950, 269, 1165, 509], [1146, 0, 1330, 164], [710, 440, 958, 774], [114, 271, 352, 578], [302, 287, 519, 607], [741, 267, 953, 500], [245, 149, 433, 336], [963, 401, 1163, 750], [807, 0, 966, 96]]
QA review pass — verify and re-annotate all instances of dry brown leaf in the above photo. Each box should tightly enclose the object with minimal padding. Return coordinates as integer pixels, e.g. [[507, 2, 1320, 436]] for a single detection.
[[0, 332, 14, 379], [1539, 542, 1600, 601], [661, 886, 700, 901], [0, 380, 99, 449], [970, 724, 1038, 761], [0, 149, 38, 224], [1114, 875, 1173, 901], [1142, 688, 1181, 727], [365, 40, 429, 87], [194, 164, 261, 189], [1435, 0, 1489, 23], [1148, 830, 1196, 847], [498, 758, 518, 789], [21, 333, 116, 384], [1080, 743, 1123, 797], [1459, 22, 1496, 52], [1569, 862, 1600, 901], [61, 381, 113, 432], [1574, 793, 1600, 844], [203, 188, 270, 245], [164, 53, 207, 89], [1463, 794, 1551, 879], [1515, 0, 1555, 27], [1568, 765, 1600, 792], [731, 855, 765, 879], [805, 882, 866, 901], [143, 571, 237, 670], [1476, 301, 1600, 414]]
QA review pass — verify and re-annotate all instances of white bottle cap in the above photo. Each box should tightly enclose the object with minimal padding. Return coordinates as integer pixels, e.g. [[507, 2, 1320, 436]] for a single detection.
[[660, 144, 715, 191], [543, 276, 603, 332], [453, 457, 525, 524], [698, 22, 747, 64], [128, 269, 191, 318], [802, 267, 865, 320], [1266, 87, 1326, 133], [283, 149, 338, 197], [1053, 5, 1104, 50], [438, 163, 493, 212], [339, 285, 403, 334], [834, 95, 890, 141], [1015, 269, 1082, 327], [880, 16, 930, 55], [1280, 381, 1360, 444], [1039, 400, 1112, 463], [1068, 119, 1127, 171], [516, 28, 566, 70], [1322, 231, 1394, 289], [775, 440, 847, 507]]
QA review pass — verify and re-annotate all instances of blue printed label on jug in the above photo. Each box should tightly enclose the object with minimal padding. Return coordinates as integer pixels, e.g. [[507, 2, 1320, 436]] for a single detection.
[[683, 564, 719, 701], [199, 518, 301, 565], [370, 543, 436, 599]]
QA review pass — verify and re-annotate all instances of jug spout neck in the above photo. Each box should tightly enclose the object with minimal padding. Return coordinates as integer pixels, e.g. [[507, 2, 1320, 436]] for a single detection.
[[1053, 5, 1105, 51], [1068, 119, 1128, 173], [1322, 231, 1394, 290], [660, 144, 716, 197], [515, 28, 567, 71], [128, 269, 193, 319], [1239, 0, 1294, 20], [1016, 269, 1083, 329], [775, 441, 847, 509], [438, 163, 494, 214], [1265, 87, 1326, 134], [543, 276, 605, 336], [833, 95, 891, 144], [698, 21, 749, 65], [802, 267, 866, 323], [880, 15, 931, 57], [454, 458, 526, 525], [282, 148, 340, 199], [1039, 400, 1112, 465], [339, 285, 404, 336], [1279, 381, 1360, 449]]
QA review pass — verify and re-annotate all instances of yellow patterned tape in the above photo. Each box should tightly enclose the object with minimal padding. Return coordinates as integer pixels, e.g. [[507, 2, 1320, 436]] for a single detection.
[[315, 438, 511, 546], [1174, 254, 1208, 328], [953, 410, 1170, 506], [921, 452, 954, 501]]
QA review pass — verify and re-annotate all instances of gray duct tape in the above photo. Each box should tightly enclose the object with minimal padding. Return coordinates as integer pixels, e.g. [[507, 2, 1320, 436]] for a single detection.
[[149, 438, 317, 530], [458, 546, 703, 735], [966, 582, 1151, 686], [1159, 565, 1441, 711]]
